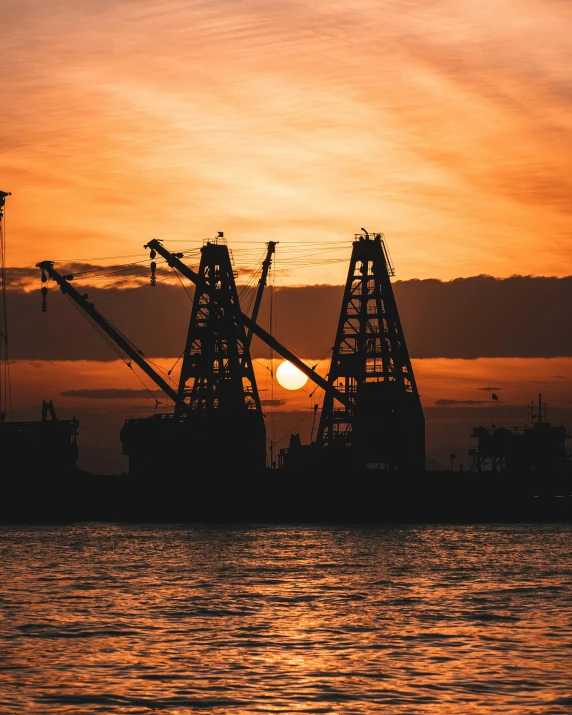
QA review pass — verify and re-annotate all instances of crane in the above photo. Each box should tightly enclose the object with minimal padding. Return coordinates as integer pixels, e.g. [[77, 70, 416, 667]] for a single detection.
[[38, 240, 349, 410], [245, 240, 276, 349], [143, 238, 353, 409], [37, 236, 354, 475], [36, 260, 180, 405]]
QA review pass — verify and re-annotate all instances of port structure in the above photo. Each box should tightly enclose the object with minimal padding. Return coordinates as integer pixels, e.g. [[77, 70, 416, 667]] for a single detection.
[[144, 238, 351, 407], [122, 235, 270, 473], [468, 393, 571, 475], [37, 237, 352, 475], [37, 231, 424, 475], [316, 230, 425, 471]]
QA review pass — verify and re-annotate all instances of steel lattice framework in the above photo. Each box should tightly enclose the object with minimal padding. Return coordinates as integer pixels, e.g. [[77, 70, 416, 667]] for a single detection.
[[175, 237, 262, 420], [317, 231, 425, 470]]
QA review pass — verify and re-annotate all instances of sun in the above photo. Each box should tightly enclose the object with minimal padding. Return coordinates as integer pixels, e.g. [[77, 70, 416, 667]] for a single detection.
[[276, 360, 309, 390]]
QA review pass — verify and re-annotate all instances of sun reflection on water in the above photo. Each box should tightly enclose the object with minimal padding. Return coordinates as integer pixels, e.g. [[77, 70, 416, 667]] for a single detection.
[[0, 524, 570, 714]]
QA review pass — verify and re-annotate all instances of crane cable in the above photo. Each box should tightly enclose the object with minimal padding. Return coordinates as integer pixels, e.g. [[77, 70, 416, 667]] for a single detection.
[[65, 297, 169, 407], [273, 411, 312, 451]]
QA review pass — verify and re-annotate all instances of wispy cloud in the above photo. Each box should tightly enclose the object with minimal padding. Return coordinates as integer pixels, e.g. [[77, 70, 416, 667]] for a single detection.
[[61, 388, 164, 399], [6, 275, 572, 360], [2, 0, 572, 282], [435, 399, 489, 406]]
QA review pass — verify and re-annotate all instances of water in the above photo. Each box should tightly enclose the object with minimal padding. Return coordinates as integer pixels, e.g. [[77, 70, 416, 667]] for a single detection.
[[0, 524, 570, 714]]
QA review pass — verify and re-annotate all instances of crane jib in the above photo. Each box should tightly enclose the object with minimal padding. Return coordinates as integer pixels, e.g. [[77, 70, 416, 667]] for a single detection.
[[143, 239, 354, 410], [36, 260, 180, 405]]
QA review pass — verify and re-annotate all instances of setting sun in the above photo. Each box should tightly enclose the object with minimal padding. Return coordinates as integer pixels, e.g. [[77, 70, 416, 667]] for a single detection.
[[275, 360, 309, 391]]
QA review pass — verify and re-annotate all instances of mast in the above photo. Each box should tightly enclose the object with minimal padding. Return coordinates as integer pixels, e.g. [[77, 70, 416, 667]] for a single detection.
[[0, 190, 12, 421]]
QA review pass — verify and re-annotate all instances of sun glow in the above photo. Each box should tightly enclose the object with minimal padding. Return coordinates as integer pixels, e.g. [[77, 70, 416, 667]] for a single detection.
[[275, 360, 309, 391]]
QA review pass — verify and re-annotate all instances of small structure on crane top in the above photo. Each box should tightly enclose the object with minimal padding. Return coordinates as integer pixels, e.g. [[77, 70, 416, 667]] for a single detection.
[[280, 230, 425, 472], [468, 393, 572, 475]]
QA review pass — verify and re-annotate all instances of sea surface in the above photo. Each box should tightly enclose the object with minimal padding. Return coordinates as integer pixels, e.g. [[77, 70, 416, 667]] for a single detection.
[[0, 523, 570, 714]]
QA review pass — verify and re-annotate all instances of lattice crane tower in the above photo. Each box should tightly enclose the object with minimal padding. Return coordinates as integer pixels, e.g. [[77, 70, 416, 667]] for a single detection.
[[316, 230, 425, 471], [172, 234, 267, 467]]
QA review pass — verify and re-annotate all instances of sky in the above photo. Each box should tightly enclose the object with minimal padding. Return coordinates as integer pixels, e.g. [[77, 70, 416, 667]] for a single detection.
[[2, 0, 572, 472], [2, 0, 572, 281]]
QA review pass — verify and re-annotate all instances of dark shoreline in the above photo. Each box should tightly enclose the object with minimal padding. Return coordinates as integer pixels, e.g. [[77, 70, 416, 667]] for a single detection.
[[1, 469, 570, 524]]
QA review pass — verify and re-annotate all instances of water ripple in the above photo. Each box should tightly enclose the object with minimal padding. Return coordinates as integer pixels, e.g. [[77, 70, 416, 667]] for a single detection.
[[0, 523, 570, 714]]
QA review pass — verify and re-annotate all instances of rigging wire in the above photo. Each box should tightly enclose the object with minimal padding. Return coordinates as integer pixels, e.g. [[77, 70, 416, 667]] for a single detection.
[[172, 266, 194, 302], [273, 410, 312, 450], [167, 348, 186, 377], [53, 245, 202, 268], [66, 298, 131, 367], [91, 282, 153, 303], [237, 248, 266, 316], [65, 297, 166, 405], [53, 241, 349, 284], [144, 356, 178, 382]]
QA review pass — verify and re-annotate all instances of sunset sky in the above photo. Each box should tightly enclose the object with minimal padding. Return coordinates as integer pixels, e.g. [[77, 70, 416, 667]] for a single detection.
[[2, 0, 572, 471], [3, 0, 572, 281]]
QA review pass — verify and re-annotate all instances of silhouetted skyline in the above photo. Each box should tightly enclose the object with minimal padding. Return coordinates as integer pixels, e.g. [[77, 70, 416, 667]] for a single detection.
[[2, 1, 572, 475]]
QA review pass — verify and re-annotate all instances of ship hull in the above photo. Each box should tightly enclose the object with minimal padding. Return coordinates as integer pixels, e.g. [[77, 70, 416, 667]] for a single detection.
[[1, 469, 570, 524]]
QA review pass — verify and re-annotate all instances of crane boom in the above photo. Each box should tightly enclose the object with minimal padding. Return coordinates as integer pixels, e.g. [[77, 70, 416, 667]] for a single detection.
[[36, 260, 180, 405], [143, 239, 353, 409], [246, 240, 276, 348]]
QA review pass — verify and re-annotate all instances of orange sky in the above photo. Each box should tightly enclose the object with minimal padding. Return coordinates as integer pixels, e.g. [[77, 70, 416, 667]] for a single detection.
[[8, 356, 572, 473], [3, 1, 572, 473], [11, 356, 572, 417], [2, 0, 572, 283]]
